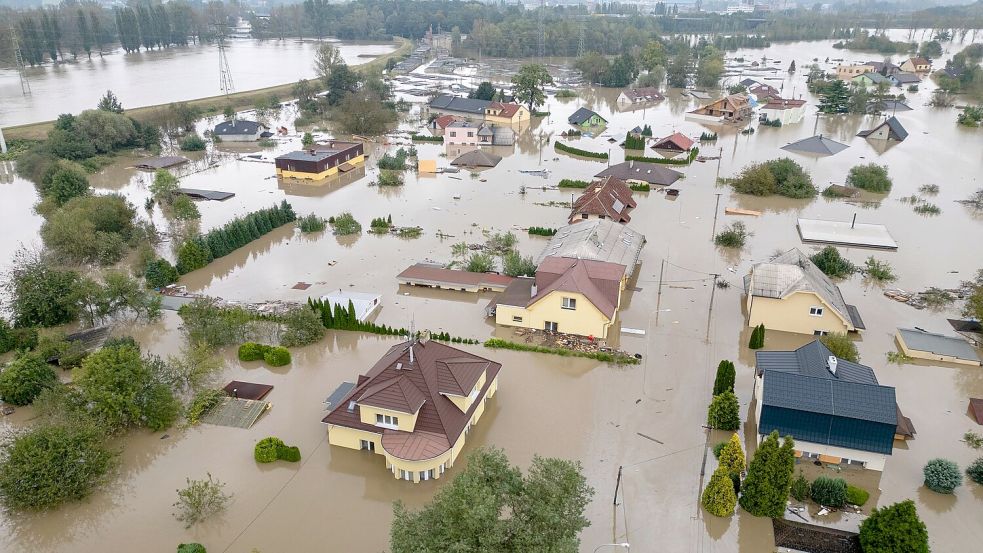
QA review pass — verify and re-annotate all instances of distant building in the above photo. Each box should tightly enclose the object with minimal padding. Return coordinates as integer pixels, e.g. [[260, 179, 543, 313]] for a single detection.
[[569, 176, 636, 224], [900, 57, 931, 73], [890, 71, 921, 87], [320, 291, 382, 322], [835, 64, 875, 80], [865, 60, 901, 77], [322, 339, 501, 483], [686, 94, 753, 122], [747, 82, 781, 102], [397, 263, 513, 293], [617, 87, 665, 105], [851, 72, 892, 89], [759, 98, 807, 125], [483, 102, 530, 125], [213, 120, 268, 142], [744, 248, 865, 335], [445, 121, 482, 146], [753, 341, 898, 471], [428, 95, 528, 125], [857, 116, 908, 142], [428, 114, 458, 133], [595, 160, 683, 187], [896, 328, 982, 366], [274, 141, 365, 180], [567, 107, 607, 127]]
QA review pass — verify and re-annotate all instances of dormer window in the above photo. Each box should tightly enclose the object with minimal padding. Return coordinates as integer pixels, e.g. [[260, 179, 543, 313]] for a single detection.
[[376, 414, 399, 429]]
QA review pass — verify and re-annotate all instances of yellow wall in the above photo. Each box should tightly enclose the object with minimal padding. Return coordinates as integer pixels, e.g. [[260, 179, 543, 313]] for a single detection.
[[276, 154, 365, 181], [896, 332, 982, 366], [747, 291, 853, 335], [496, 290, 615, 338], [485, 106, 530, 125], [358, 404, 420, 433], [443, 370, 487, 412]]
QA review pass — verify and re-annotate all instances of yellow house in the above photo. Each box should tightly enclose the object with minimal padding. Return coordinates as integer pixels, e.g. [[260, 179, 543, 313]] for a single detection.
[[274, 141, 365, 180], [493, 257, 627, 339], [744, 248, 865, 336], [896, 328, 982, 366], [483, 102, 531, 125], [322, 339, 501, 483], [900, 57, 931, 73], [835, 64, 875, 80]]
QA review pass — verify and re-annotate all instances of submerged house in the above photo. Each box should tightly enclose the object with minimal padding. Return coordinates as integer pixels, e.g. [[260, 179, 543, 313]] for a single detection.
[[857, 116, 908, 142], [759, 98, 807, 125], [444, 121, 482, 146], [213, 120, 268, 142], [651, 132, 694, 153], [686, 94, 753, 122], [900, 57, 931, 73], [852, 72, 891, 89], [322, 339, 501, 483], [569, 176, 636, 224], [428, 95, 528, 125], [568, 107, 607, 127], [895, 328, 982, 366], [890, 71, 921, 87], [617, 87, 665, 105], [754, 340, 899, 471], [744, 248, 865, 336], [835, 64, 875, 80], [274, 141, 365, 180], [595, 160, 683, 187]]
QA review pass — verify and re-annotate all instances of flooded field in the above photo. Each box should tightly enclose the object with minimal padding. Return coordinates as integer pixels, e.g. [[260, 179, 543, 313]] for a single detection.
[[0, 39, 397, 127], [1, 33, 983, 552]]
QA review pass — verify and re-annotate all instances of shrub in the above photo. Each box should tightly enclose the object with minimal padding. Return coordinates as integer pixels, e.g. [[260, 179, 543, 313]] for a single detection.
[[172, 195, 200, 221], [790, 471, 810, 501], [748, 323, 765, 349], [554, 141, 608, 160], [701, 467, 737, 517], [846, 484, 870, 506], [255, 437, 286, 463], [377, 148, 410, 170], [277, 445, 301, 462], [712, 360, 736, 395], [173, 473, 231, 528], [179, 134, 207, 152], [730, 158, 815, 198], [712, 442, 727, 459], [466, 253, 496, 273], [331, 212, 362, 235], [820, 332, 860, 363], [738, 431, 796, 518], [238, 342, 266, 361], [810, 476, 847, 507], [714, 222, 750, 248], [175, 201, 296, 274], [177, 545, 207, 553], [810, 246, 857, 278], [718, 433, 746, 478], [0, 422, 116, 511], [557, 179, 589, 188], [624, 132, 646, 150], [913, 203, 941, 215], [846, 163, 892, 193], [966, 431, 983, 450], [145, 258, 179, 289], [263, 346, 291, 367], [279, 307, 326, 347], [966, 457, 983, 484], [923, 458, 962, 494], [377, 170, 404, 186], [0, 353, 58, 406], [298, 214, 327, 233], [629, 183, 650, 192], [706, 391, 740, 430], [859, 500, 929, 553], [528, 226, 557, 236], [862, 257, 896, 282], [503, 251, 536, 277]]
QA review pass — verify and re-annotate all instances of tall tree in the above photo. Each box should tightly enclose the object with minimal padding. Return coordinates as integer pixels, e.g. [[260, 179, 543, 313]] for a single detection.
[[738, 431, 795, 518], [77, 10, 93, 60], [712, 360, 735, 396], [859, 500, 929, 553], [511, 63, 554, 112]]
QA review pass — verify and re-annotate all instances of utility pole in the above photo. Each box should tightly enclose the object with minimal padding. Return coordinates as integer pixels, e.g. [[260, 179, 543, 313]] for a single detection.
[[10, 23, 31, 95], [705, 273, 720, 342], [655, 258, 666, 325], [709, 193, 722, 240], [218, 33, 235, 97], [613, 465, 623, 505], [537, 0, 545, 62], [0, 126, 7, 154]]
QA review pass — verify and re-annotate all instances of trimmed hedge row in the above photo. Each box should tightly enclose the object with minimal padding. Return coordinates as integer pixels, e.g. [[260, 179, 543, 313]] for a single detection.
[[629, 183, 651, 192], [238, 343, 292, 367], [483, 338, 638, 365], [176, 201, 296, 274], [557, 179, 589, 188], [411, 135, 443, 143], [554, 141, 609, 160], [254, 436, 301, 463], [626, 147, 699, 166], [528, 226, 557, 236]]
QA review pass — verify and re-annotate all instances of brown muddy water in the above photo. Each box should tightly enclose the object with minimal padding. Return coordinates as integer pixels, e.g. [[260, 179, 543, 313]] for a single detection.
[[0, 39, 397, 127], [2, 35, 983, 552]]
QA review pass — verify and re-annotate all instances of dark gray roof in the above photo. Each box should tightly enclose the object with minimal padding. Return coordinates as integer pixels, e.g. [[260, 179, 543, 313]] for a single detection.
[[897, 328, 981, 363], [325, 381, 356, 408], [276, 150, 333, 162], [781, 135, 849, 156], [177, 188, 235, 201], [595, 161, 683, 186], [857, 116, 908, 141], [757, 341, 897, 455], [213, 120, 265, 135], [429, 94, 490, 114], [867, 100, 912, 113], [449, 149, 502, 167], [568, 107, 605, 125], [891, 72, 921, 84]]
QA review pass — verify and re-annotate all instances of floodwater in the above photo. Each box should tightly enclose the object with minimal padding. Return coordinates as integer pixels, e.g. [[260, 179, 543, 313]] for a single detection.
[[2, 32, 983, 553], [0, 39, 397, 127]]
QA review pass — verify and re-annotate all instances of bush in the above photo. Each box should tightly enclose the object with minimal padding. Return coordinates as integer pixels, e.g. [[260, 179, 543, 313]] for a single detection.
[[712, 360, 736, 395], [238, 342, 266, 361], [279, 307, 326, 347], [263, 346, 291, 367], [172, 195, 200, 220], [557, 179, 589, 188], [40, 194, 137, 266], [255, 437, 285, 463], [277, 445, 301, 462], [175, 201, 296, 274], [377, 170, 404, 187], [629, 183, 650, 192], [483, 338, 639, 365], [846, 163, 892, 193], [624, 132, 646, 150], [820, 332, 860, 362], [810, 246, 857, 278], [145, 258, 179, 289], [862, 257, 896, 282], [377, 148, 410, 170], [527, 226, 557, 236], [177, 545, 207, 553], [40, 164, 90, 206], [707, 391, 740, 430], [186, 389, 225, 425], [859, 500, 929, 553], [748, 323, 765, 349], [714, 222, 750, 248], [702, 467, 737, 517], [331, 212, 362, 235], [791, 471, 810, 501], [298, 213, 327, 233], [718, 433, 746, 480], [0, 422, 116, 511], [179, 134, 207, 152], [846, 484, 870, 506], [502, 251, 536, 277], [966, 457, 983, 484], [173, 473, 231, 528], [466, 253, 496, 273], [712, 442, 727, 459], [0, 353, 58, 406], [554, 141, 609, 160], [730, 158, 816, 198], [810, 476, 847, 507], [923, 458, 962, 494]]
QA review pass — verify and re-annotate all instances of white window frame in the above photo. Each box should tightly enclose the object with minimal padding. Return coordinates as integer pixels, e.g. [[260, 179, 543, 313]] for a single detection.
[[809, 306, 824, 317], [512, 315, 523, 323], [545, 321, 558, 332], [468, 387, 479, 405], [562, 297, 577, 310], [375, 413, 399, 429]]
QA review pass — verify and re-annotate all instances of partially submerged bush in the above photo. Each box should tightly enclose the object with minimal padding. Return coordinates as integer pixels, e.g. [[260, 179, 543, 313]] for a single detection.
[[846, 484, 870, 506], [863, 257, 896, 282], [714, 221, 751, 248], [810, 246, 857, 278], [810, 476, 847, 507], [179, 134, 207, 152], [706, 391, 740, 431], [145, 258, 179, 289], [297, 213, 327, 233], [173, 473, 231, 528], [790, 471, 810, 501], [701, 467, 737, 517], [237, 342, 266, 362], [712, 442, 727, 459], [859, 500, 929, 553], [185, 389, 226, 426], [255, 436, 301, 463], [263, 346, 291, 367], [730, 158, 816, 198], [0, 352, 58, 406], [966, 457, 983, 484], [923, 458, 962, 494], [846, 163, 892, 193], [331, 212, 361, 235]]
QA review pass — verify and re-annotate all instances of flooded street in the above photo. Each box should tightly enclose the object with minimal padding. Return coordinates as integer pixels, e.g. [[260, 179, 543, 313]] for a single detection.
[[0, 39, 397, 127], [1, 31, 983, 552]]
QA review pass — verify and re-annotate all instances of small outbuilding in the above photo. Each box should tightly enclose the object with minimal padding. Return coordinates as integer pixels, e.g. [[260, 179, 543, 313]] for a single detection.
[[213, 120, 268, 142], [857, 116, 908, 142], [781, 135, 849, 156], [321, 290, 383, 322], [896, 328, 982, 366]]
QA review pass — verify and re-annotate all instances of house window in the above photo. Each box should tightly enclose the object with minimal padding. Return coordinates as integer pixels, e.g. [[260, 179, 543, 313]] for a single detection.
[[544, 321, 558, 332], [813, 330, 828, 336], [562, 297, 577, 310], [468, 132, 474, 137], [581, 213, 588, 219], [450, 131, 456, 137], [359, 439, 375, 451], [809, 307, 824, 317], [375, 414, 399, 428], [512, 315, 523, 323]]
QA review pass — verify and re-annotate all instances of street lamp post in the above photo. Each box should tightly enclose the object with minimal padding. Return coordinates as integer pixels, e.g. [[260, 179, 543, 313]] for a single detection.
[[592, 543, 630, 553]]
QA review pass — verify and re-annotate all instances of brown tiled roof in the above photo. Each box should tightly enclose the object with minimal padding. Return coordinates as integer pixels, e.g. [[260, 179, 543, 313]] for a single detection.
[[531, 257, 624, 319], [595, 160, 683, 186], [357, 374, 427, 414], [489, 102, 522, 118], [570, 176, 636, 224], [621, 87, 665, 102], [397, 263, 514, 288], [223, 381, 274, 401], [322, 341, 502, 461], [433, 115, 457, 128], [895, 404, 916, 438], [653, 132, 694, 151], [970, 398, 983, 425], [907, 57, 930, 67], [763, 98, 807, 110]]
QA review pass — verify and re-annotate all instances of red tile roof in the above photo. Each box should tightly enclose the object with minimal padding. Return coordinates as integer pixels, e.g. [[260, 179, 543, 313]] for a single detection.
[[653, 132, 694, 151], [323, 340, 502, 461], [433, 115, 457, 129], [531, 257, 624, 319], [489, 102, 523, 118], [569, 176, 636, 224], [762, 98, 807, 110]]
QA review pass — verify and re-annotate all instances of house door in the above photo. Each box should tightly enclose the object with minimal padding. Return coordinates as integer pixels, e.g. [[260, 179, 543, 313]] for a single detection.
[[544, 321, 558, 332]]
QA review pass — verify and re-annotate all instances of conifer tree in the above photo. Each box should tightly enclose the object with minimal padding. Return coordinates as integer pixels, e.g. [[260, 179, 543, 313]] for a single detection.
[[718, 433, 745, 478], [739, 431, 795, 517], [712, 360, 736, 395], [702, 467, 737, 517]]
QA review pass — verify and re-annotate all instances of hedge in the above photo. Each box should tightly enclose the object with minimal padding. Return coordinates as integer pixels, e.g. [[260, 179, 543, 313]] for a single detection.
[[255, 437, 301, 463], [307, 298, 478, 343], [528, 226, 557, 236], [238, 342, 266, 361], [483, 338, 639, 365], [626, 147, 699, 166], [237, 343, 291, 366], [554, 141, 609, 160], [176, 201, 296, 274], [629, 183, 650, 192], [557, 179, 589, 188], [411, 135, 443, 143]]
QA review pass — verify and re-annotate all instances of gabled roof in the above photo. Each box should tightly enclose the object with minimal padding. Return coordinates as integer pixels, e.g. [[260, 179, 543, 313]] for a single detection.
[[755, 340, 877, 383], [530, 257, 625, 319], [891, 71, 921, 84], [857, 116, 908, 141], [432, 115, 457, 128], [595, 160, 683, 186], [745, 248, 863, 329], [450, 149, 502, 167], [214, 120, 266, 135], [568, 107, 605, 125], [868, 100, 912, 113], [652, 132, 694, 151], [535, 220, 645, 279], [477, 125, 494, 136], [446, 120, 480, 129], [739, 78, 760, 87], [429, 94, 491, 114], [749, 82, 780, 98], [322, 340, 502, 461], [781, 135, 849, 156], [487, 102, 523, 118], [620, 87, 664, 102], [853, 72, 891, 84], [570, 176, 636, 223], [906, 57, 930, 67], [762, 98, 807, 110]]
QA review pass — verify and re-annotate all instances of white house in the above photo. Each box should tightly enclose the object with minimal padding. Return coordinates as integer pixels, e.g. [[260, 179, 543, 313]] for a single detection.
[[444, 121, 482, 146], [213, 120, 268, 142], [758, 98, 807, 125]]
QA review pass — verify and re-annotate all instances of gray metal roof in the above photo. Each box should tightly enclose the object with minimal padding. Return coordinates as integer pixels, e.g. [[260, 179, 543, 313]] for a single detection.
[[325, 381, 356, 408], [595, 161, 683, 186], [429, 94, 490, 114], [857, 116, 908, 141], [762, 371, 896, 425], [568, 107, 604, 125], [892, 72, 921, 84], [449, 149, 502, 167], [535, 219, 645, 278], [747, 248, 859, 328], [276, 150, 332, 162], [756, 340, 877, 384], [897, 328, 982, 363], [213, 120, 265, 135], [781, 135, 849, 156]]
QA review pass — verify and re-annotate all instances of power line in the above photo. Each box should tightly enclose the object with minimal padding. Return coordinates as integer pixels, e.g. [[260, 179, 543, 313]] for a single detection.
[[10, 23, 30, 95]]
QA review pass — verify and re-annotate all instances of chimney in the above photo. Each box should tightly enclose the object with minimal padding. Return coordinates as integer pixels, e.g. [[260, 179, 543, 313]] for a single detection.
[[827, 356, 838, 376], [629, 160, 634, 169], [530, 283, 538, 297], [420, 330, 430, 345], [409, 344, 415, 364]]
